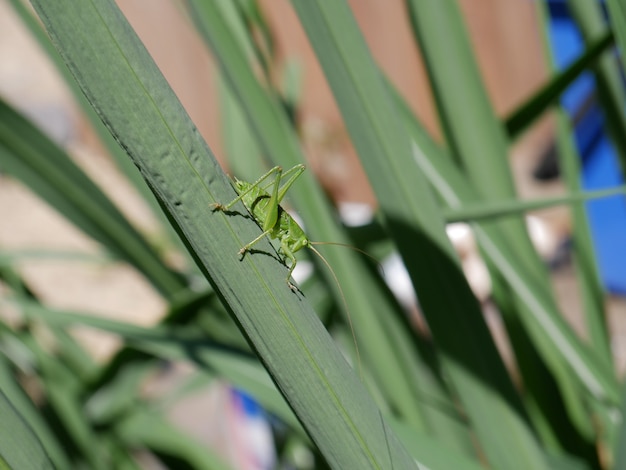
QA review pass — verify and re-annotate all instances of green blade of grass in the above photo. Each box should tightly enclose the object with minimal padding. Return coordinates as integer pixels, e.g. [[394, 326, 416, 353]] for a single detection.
[[18, 301, 489, 469], [407, 102, 619, 404], [614, 380, 626, 468], [0, 356, 61, 470], [5, 327, 108, 469], [403, 99, 618, 404], [219, 76, 266, 181], [389, 73, 617, 453], [404, 0, 548, 282], [85, 287, 244, 426], [6, 0, 171, 225], [443, 186, 626, 222], [28, 1, 417, 467], [606, 0, 626, 72], [552, 2, 621, 456], [0, 270, 93, 469], [504, 30, 613, 138], [568, 0, 626, 174], [0, 97, 183, 297], [406, 0, 616, 452], [0, 387, 54, 470], [37, 360, 105, 469], [537, 0, 612, 371], [410, 120, 619, 444], [187, 0, 447, 438], [290, 1, 550, 468], [13, 299, 305, 435], [213, 2, 268, 181]]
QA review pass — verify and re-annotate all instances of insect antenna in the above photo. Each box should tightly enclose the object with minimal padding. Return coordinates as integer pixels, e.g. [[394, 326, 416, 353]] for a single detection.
[[308, 244, 363, 379], [309, 241, 383, 274]]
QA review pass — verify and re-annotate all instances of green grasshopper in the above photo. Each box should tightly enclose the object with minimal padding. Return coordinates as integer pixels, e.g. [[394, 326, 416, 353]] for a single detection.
[[211, 164, 316, 291], [212, 164, 364, 374]]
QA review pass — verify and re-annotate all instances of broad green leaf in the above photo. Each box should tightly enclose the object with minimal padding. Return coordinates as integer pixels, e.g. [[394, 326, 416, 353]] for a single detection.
[[17, 300, 488, 470], [409, 112, 619, 434], [291, 1, 549, 468], [28, 1, 416, 467], [388, 64, 617, 448], [406, 0, 617, 455], [187, 0, 453, 443]]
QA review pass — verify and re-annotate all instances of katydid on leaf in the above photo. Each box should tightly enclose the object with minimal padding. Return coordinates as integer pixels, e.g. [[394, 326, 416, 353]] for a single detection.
[[211, 164, 310, 291], [211, 164, 365, 375]]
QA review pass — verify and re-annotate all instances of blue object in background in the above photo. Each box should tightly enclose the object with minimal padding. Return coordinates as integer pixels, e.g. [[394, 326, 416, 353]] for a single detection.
[[548, 3, 626, 294], [229, 388, 276, 470]]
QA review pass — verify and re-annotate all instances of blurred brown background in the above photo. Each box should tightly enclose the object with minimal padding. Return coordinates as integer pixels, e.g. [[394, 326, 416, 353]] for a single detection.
[[114, 0, 554, 205]]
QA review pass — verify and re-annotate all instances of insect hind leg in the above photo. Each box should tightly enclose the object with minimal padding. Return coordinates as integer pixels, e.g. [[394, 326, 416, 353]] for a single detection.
[[280, 242, 299, 291]]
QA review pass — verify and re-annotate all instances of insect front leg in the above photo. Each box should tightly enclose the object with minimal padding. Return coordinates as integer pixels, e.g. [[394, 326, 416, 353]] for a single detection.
[[239, 228, 273, 257]]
